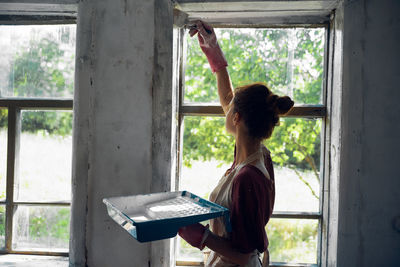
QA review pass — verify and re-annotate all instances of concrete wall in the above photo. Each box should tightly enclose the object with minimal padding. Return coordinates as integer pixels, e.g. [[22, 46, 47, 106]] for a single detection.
[[68, 0, 400, 266], [70, 0, 172, 266], [335, 0, 400, 266]]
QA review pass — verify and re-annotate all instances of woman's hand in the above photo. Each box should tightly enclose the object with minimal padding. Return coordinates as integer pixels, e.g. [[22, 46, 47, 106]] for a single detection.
[[189, 20, 228, 73], [203, 229, 252, 266], [179, 223, 252, 265], [178, 223, 210, 250], [189, 20, 233, 114]]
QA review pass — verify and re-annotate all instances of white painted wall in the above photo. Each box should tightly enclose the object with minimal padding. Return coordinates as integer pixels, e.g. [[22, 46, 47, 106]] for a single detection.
[[84, 0, 154, 265], [69, 0, 400, 266], [70, 0, 173, 266], [335, 0, 400, 266]]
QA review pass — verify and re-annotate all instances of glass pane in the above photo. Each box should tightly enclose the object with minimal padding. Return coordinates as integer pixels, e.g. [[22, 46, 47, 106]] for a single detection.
[[185, 28, 325, 105], [267, 118, 321, 212], [180, 116, 234, 198], [17, 110, 72, 202], [267, 219, 318, 264], [0, 25, 76, 98], [0, 205, 5, 249], [13, 205, 70, 251], [0, 109, 7, 201], [179, 116, 322, 261], [178, 116, 234, 261]]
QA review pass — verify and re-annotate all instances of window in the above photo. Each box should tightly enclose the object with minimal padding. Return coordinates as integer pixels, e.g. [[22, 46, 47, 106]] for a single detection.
[[174, 26, 328, 266], [0, 23, 76, 255]]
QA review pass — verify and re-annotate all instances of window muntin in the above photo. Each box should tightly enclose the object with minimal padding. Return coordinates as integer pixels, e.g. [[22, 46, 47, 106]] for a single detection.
[[0, 24, 75, 255], [0, 205, 5, 249], [177, 26, 327, 266], [0, 109, 7, 202]]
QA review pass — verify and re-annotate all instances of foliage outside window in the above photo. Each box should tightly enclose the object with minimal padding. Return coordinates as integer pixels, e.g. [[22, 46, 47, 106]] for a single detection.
[[0, 24, 75, 253], [177, 28, 326, 265]]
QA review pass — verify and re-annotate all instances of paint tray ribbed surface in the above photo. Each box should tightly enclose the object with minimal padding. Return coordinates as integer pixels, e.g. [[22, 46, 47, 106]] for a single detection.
[[103, 191, 231, 242]]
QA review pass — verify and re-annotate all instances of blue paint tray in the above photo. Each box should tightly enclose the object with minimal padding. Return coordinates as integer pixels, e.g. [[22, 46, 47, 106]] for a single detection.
[[103, 191, 231, 242]]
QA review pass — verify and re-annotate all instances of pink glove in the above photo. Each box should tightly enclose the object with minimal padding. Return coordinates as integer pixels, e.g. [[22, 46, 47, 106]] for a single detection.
[[189, 20, 228, 73], [178, 223, 210, 250]]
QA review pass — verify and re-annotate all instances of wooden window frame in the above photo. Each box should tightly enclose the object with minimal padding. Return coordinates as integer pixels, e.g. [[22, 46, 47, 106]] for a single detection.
[[0, 99, 73, 256], [174, 18, 331, 267], [0, 17, 76, 257]]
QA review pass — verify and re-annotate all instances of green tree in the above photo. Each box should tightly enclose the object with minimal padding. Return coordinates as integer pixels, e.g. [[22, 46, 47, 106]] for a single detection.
[[0, 34, 74, 135], [10, 36, 73, 98]]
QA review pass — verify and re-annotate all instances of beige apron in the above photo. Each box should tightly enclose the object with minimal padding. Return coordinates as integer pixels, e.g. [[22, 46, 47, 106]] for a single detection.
[[206, 145, 270, 267]]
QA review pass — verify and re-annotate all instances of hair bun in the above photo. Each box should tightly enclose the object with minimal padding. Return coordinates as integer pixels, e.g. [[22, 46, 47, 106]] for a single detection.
[[276, 96, 294, 115]]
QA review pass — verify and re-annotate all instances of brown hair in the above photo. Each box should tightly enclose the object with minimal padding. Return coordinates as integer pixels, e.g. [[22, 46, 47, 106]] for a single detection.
[[233, 82, 294, 140]]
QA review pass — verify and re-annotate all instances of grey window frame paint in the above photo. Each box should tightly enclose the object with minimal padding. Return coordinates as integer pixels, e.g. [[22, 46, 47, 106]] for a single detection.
[[0, 16, 76, 256], [173, 9, 336, 267]]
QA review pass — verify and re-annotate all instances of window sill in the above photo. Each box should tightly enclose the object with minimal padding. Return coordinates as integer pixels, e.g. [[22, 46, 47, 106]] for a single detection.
[[0, 254, 68, 266]]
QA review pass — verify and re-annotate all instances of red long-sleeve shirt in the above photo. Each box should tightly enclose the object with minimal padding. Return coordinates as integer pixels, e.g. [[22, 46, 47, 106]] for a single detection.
[[229, 149, 275, 253]]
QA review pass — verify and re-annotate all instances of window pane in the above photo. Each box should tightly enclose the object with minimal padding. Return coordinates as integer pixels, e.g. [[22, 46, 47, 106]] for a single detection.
[[16, 110, 72, 202], [0, 205, 5, 249], [179, 116, 233, 261], [179, 116, 322, 262], [0, 25, 76, 98], [0, 109, 7, 201], [180, 116, 234, 197], [267, 118, 321, 212], [267, 219, 318, 264], [185, 28, 325, 105], [177, 235, 203, 262], [181, 116, 322, 213], [13, 205, 70, 251]]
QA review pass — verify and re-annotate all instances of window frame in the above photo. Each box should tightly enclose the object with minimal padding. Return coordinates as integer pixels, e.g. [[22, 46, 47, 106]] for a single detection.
[[0, 18, 76, 256], [173, 19, 332, 267]]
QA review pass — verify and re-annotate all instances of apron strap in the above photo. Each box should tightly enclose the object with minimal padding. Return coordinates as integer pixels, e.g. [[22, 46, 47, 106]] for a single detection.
[[236, 145, 270, 180], [234, 146, 263, 172]]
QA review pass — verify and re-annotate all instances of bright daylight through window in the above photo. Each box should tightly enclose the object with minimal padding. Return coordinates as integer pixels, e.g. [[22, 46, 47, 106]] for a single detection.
[[0, 24, 76, 253], [177, 27, 327, 265]]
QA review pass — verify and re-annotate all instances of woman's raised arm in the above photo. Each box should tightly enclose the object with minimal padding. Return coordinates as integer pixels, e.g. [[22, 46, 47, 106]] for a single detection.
[[216, 68, 234, 114], [189, 20, 233, 114]]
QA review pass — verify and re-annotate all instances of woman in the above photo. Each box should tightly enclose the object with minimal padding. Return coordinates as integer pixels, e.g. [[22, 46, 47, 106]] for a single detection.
[[178, 21, 294, 267]]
